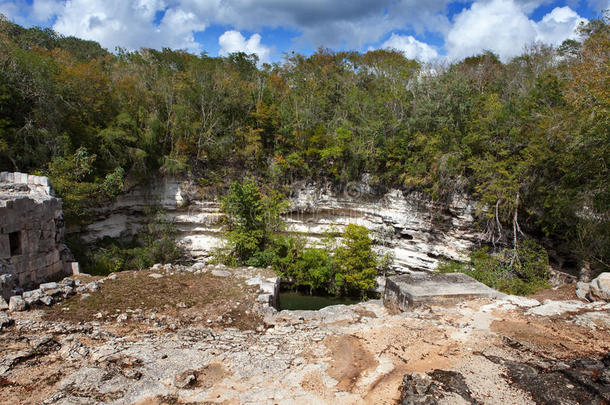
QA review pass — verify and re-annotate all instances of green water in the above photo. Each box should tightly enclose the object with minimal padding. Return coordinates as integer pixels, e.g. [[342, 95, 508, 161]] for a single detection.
[[279, 291, 361, 310]]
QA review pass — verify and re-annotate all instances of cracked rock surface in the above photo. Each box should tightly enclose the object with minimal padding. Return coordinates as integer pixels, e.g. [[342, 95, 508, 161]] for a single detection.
[[1, 268, 609, 405]]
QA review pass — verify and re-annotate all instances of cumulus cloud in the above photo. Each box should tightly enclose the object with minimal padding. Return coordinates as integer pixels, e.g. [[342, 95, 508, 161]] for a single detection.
[[0, 0, 29, 24], [380, 33, 439, 62], [587, 0, 610, 11], [535, 6, 587, 45], [31, 0, 63, 22], [218, 30, 271, 64], [50, 0, 206, 52], [446, 0, 587, 62], [0, 0, 595, 62], [181, 0, 453, 49]]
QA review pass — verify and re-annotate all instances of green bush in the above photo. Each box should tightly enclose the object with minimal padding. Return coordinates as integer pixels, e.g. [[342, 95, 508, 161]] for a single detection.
[[217, 178, 288, 265], [438, 240, 550, 295], [332, 224, 378, 297], [217, 180, 383, 297], [67, 211, 184, 276]]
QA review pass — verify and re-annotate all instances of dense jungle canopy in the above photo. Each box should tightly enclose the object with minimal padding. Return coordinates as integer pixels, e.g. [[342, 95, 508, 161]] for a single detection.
[[0, 14, 608, 273]]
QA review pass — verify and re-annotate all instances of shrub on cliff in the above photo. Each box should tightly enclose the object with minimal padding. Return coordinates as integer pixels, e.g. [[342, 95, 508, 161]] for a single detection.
[[438, 239, 550, 295], [216, 178, 288, 266], [332, 224, 378, 296]]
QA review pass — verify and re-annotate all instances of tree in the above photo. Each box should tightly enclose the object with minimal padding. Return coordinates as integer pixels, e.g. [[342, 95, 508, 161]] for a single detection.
[[333, 224, 377, 296], [220, 178, 288, 265]]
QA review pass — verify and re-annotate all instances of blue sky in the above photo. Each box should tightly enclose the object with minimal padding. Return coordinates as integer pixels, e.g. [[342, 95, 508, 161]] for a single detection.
[[0, 0, 606, 63]]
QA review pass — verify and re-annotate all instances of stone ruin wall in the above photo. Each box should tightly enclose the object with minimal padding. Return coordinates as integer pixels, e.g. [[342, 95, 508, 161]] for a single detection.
[[0, 172, 76, 299]]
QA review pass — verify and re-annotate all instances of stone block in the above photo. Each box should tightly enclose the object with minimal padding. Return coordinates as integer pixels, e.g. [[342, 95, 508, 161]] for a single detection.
[[12, 197, 29, 213], [0, 234, 9, 259], [0, 172, 8, 182], [383, 272, 505, 312], [16, 172, 28, 184], [8, 295, 26, 311], [68, 262, 80, 275], [40, 282, 59, 292], [23, 289, 42, 299], [18, 272, 30, 286], [52, 260, 64, 273]]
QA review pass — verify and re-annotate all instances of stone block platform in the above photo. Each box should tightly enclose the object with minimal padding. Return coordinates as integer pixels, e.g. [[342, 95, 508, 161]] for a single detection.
[[383, 272, 505, 311]]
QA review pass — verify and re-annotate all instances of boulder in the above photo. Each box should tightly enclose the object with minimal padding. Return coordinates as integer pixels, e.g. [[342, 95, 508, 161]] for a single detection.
[[589, 273, 610, 301], [0, 296, 8, 310], [8, 295, 26, 312]]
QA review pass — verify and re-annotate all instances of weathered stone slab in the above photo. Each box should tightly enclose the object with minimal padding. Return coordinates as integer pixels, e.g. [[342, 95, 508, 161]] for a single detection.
[[383, 272, 505, 311]]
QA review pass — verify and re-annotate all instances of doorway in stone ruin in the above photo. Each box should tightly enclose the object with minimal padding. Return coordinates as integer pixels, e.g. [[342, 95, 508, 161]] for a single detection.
[[9, 231, 22, 256]]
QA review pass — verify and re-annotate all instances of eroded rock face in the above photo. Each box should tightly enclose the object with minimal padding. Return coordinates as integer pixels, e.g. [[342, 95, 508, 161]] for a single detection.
[[400, 370, 480, 405], [76, 178, 484, 272], [486, 354, 610, 405]]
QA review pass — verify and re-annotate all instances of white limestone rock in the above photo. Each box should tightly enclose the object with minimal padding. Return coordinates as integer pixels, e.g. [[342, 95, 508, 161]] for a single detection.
[[8, 295, 26, 312], [504, 295, 541, 308], [40, 295, 53, 306], [0, 296, 8, 310], [40, 282, 59, 293], [78, 179, 484, 272], [526, 300, 586, 316], [589, 273, 610, 301], [576, 281, 591, 301]]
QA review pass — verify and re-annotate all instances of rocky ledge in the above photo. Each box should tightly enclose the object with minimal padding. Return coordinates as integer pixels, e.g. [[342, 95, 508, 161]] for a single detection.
[[1, 266, 609, 404]]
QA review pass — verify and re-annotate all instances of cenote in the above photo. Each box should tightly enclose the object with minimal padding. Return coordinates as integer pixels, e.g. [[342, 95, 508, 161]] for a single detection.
[[279, 290, 362, 310]]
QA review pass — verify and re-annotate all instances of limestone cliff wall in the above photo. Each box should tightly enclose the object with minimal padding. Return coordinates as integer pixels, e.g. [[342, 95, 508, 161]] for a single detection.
[[74, 178, 484, 272]]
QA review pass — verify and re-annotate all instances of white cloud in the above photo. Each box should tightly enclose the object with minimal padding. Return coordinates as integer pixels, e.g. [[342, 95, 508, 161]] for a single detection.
[[218, 30, 271, 64], [0, 0, 28, 24], [181, 0, 453, 49], [446, 0, 587, 62], [587, 0, 610, 11], [380, 33, 439, 62], [51, 0, 206, 52], [535, 6, 587, 45], [31, 0, 62, 22]]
